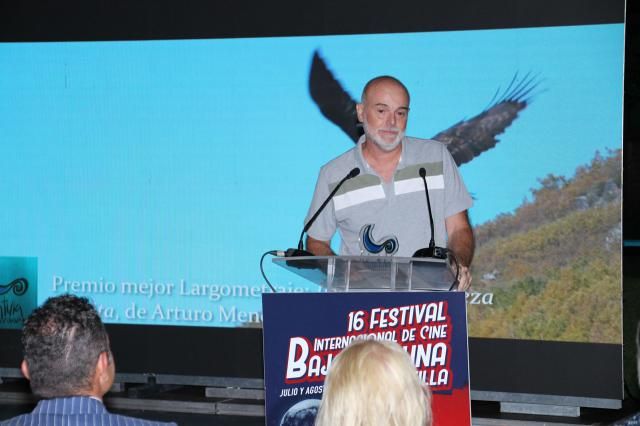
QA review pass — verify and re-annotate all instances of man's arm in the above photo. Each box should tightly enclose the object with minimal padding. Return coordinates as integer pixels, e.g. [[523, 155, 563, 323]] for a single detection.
[[306, 235, 336, 256], [445, 210, 475, 291]]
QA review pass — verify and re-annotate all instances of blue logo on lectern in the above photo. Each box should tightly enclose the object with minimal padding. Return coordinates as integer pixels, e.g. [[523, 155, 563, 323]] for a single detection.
[[360, 224, 398, 255]]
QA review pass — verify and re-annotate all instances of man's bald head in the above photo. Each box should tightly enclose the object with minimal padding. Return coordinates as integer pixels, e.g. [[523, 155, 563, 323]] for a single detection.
[[361, 76, 410, 105]]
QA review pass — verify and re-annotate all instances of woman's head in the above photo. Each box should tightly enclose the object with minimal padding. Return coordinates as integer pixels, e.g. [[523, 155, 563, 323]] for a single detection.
[[315, 339, 431, 426]]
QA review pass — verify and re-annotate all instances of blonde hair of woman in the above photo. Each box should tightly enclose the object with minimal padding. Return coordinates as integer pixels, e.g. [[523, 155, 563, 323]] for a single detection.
[[315, 339, 432, 426]]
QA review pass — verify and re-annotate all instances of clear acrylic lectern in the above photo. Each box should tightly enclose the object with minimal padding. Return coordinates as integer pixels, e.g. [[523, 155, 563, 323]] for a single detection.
[[273, 256, 457, 292]]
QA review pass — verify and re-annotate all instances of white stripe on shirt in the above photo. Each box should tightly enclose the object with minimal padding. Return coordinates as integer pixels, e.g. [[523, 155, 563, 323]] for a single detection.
[[333, 185, 385, 211], [394, 175, 444, 195]]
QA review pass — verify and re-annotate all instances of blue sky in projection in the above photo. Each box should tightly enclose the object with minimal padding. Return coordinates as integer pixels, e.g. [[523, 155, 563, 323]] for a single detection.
[[0, 24, 623, 325]]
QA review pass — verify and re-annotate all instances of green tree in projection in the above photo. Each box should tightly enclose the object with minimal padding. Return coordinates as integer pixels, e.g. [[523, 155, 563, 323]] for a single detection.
[[468, 149, 621, 344]]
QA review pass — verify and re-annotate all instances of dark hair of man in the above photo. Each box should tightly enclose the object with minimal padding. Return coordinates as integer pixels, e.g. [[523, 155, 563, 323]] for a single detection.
[[22, 294, 110, 398], [360, 75, 411, 104]]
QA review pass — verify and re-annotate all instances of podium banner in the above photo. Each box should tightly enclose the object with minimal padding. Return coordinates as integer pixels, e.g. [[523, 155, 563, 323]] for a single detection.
[[262, 291, 471, 426]]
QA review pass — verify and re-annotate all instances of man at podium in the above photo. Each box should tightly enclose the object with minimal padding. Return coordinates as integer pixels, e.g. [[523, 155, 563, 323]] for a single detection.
[[304, 76, 475, 290]]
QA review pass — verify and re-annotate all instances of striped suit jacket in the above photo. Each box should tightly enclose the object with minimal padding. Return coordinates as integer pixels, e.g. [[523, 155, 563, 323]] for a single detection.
[[0, 396, 177, 426]]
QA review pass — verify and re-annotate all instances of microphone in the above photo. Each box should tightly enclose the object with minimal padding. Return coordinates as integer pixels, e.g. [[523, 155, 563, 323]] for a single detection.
[[286, 167, 360, 257], [413, 167, 448, 259]]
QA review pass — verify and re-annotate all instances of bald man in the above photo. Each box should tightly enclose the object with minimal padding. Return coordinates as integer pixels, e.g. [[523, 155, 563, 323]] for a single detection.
[[305, 76, 474, 290]]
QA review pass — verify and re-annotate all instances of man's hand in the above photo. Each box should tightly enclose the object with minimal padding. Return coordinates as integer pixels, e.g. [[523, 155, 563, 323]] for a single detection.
[[456, 265, 472, 291], [445, 211, 475, 292]]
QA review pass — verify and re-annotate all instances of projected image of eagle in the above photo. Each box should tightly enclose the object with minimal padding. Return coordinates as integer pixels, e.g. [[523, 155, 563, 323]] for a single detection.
[[309, 50, 539, 166]]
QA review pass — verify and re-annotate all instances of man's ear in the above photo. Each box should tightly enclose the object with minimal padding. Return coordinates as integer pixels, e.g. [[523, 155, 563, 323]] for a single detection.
[[20, 360, 30, 381], [96, 351, 109, 375], [95, 351, 115, 395], [356, 103, 364, 123]]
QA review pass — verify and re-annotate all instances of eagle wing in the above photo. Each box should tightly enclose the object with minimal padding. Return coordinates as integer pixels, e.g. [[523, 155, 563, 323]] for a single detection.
[[308, 50, 539, 165], [308, 51, 362, 142], [432, 73, 539, 166]]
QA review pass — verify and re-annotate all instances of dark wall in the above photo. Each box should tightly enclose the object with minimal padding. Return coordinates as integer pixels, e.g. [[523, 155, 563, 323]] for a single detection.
[[624, 1, 640, 240], [0, 0, 625, 42], [623, 0, 640, 400]]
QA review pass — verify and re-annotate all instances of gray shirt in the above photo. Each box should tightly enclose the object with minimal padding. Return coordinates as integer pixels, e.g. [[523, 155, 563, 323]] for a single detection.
[[305, 136, 473, 257]]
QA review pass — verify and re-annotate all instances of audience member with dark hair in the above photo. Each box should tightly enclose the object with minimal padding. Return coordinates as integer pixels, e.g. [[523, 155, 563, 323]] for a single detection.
[[315, 339, 432, 426], [0, 294, 177, 426]]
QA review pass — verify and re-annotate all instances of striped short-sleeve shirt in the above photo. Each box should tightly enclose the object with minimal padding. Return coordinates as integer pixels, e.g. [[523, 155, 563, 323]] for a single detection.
[[305, 135, 472, 257], [0, 396, 177, 426]]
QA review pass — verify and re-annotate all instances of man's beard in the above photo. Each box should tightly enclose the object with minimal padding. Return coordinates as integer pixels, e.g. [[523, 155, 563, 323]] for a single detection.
[[362, 119, 404, 152]]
